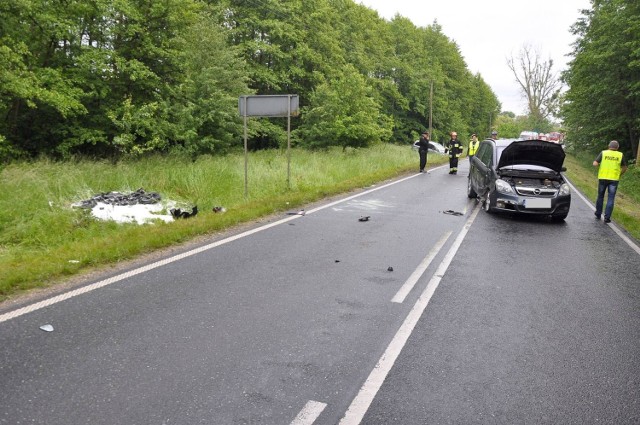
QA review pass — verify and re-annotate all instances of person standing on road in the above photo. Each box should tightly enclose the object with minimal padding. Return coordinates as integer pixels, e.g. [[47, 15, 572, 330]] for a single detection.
[[468, 133, 479, 158], [415, 131, 431, 173], [593, 140, 627, 223], [490, 130, 498, 140], [447, 131, 463, 174]]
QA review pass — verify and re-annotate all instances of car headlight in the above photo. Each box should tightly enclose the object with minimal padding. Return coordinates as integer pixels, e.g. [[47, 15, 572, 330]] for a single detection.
[[495, 179, 515, 194], [558, 183, 571, 196]]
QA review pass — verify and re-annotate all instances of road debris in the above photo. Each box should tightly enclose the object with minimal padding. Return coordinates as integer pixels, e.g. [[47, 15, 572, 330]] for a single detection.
[[443, 210, 464, 216], [72, 188, 176, 224], [170, 206, 198, 219], [358, 216, 370, 222], [40, 324, 54, 332], [72, 188, 161, 209]]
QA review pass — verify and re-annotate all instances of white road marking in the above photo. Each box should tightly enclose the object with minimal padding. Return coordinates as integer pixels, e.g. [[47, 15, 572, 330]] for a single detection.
[[567, 179, 640, 256], [332, 199, 395, 213], [339, 204, 481, 425], [290, 400, 327, 425], [391, 231, 452, 303]]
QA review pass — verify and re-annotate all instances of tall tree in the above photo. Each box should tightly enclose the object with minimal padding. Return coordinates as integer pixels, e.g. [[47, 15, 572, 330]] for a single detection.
[[507, 45, 562, 126], [170, 6, 251, 156], [562, 0, 640, 158], [295, 64, 392, 150]]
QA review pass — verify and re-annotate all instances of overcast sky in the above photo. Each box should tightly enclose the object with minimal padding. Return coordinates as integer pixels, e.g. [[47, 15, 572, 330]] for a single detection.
[[357, 0, 592, 115]]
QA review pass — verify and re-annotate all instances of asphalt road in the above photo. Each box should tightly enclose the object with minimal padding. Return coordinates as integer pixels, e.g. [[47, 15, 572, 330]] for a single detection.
[[1, 159, 639, 424]]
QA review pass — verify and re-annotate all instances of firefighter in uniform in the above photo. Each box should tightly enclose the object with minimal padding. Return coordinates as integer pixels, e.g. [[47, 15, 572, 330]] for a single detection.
[[447, 131, 463, 174], [593, 140, 627, 223], [468, 133, 479, 158]]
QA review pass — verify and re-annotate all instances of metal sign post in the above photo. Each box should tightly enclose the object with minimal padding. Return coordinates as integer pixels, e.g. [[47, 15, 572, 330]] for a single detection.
[[287, 95, 291, 188], [243, 96, 248, 198], [238, 95, 299, 197]]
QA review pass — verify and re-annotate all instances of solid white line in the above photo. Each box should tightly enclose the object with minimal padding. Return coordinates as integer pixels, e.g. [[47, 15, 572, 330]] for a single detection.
[[566, 179, 596, 213], [391, 231, 452, 304], [290, 400, 327, 425], [0, 170, 439, 324], [566, 179, 640, 256], [339, 204, 481, 425], [304, 170, 437, 215]]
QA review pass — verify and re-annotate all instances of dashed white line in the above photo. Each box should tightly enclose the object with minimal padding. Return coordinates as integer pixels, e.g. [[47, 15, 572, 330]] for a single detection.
[[339, 204, 481, 425], [391, 231, 452, 304], [290, 400, 327, 425]]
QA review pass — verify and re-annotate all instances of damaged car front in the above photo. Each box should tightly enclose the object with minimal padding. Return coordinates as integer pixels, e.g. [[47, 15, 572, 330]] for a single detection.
[[468, 139, 571, 221]]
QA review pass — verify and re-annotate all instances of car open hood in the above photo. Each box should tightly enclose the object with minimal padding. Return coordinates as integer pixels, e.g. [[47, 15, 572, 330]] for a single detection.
[[498, 140, 565, 172]]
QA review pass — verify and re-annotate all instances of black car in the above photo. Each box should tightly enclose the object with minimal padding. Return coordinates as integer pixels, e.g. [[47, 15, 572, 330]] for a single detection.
[[467, 138, 571, 221]]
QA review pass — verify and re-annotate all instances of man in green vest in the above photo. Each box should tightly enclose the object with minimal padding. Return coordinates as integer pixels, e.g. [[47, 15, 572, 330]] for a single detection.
[[593, 140, 628, 223], [468, 133, 479, 158]]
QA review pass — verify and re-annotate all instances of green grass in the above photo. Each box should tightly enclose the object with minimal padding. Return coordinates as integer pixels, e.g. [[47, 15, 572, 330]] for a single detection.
[[0, 145, 448, 300], [1, 147, 637, 302], [563, 153, 640, 240]]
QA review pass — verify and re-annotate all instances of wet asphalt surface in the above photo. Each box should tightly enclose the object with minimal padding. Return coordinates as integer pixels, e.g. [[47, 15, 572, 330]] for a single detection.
[[1, 160, 639, 424]]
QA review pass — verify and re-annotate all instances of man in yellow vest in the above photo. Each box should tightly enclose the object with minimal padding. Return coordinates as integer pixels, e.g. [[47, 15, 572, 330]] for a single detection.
[[592, 140, 628, 223], [468, 133, 479, 158]]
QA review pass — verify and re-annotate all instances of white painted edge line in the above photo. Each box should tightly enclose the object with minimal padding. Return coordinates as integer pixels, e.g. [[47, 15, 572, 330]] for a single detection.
[[567, 179, 640, 256], [304, 166, 445, 215], [339, 204, 481, 425], [0, 170, 435, 324], [290, 400, 327, 425], [391, 231, 452, 304]]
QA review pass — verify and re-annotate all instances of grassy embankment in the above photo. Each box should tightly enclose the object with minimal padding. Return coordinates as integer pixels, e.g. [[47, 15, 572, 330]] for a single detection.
[[0, 146, 637, 302], [0, 145, 447, 301], [563, 152, 640, 236]]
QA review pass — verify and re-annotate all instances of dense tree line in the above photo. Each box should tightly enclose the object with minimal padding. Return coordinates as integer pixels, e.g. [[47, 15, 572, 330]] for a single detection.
[[0, 0, 499, 161], [562, 0, 639, 159]]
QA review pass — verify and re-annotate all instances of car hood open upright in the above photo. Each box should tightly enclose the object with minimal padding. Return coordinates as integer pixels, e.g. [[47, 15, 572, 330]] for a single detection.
[[498, 140, 566, 172]]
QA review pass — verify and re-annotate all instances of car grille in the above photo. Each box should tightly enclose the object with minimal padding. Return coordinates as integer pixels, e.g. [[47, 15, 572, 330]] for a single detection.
[[515, 186, 557, 197]]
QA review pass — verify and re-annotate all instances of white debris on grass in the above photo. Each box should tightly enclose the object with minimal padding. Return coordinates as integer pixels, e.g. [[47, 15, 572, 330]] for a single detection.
[[91, 201, 175, 225]]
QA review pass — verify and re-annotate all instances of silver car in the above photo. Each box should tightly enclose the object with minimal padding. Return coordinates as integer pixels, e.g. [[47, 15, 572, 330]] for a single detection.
[[412, 140, 447, 154]]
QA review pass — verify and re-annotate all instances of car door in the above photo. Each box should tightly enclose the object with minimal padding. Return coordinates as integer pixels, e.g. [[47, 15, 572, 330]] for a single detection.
[[473, 142, 493, 196], [469, 141, 490, 194]]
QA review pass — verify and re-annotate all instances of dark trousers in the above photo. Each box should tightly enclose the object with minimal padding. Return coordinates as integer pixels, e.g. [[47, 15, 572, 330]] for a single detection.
[[449, 156, 458, 173], [595, 179, 619, 219], [419, 150, 427, 171]]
